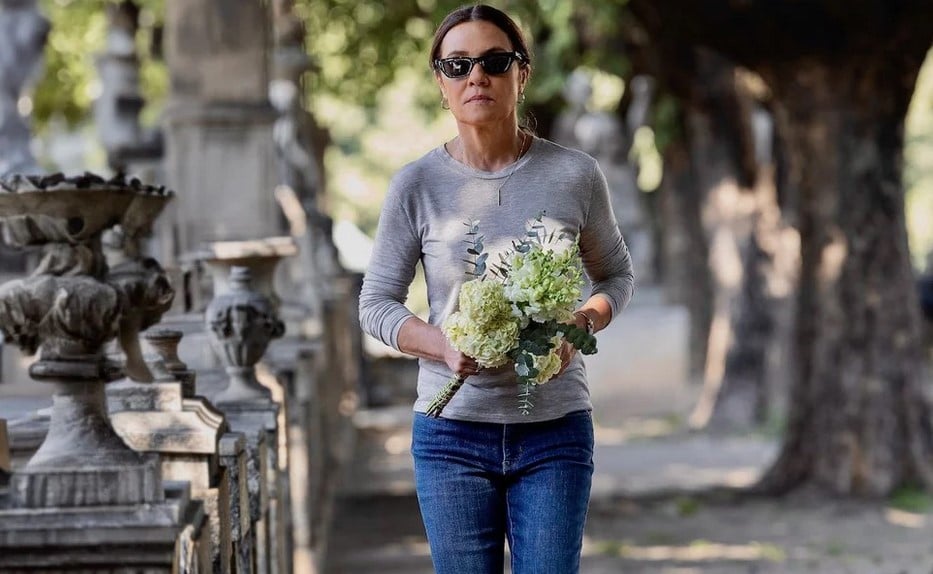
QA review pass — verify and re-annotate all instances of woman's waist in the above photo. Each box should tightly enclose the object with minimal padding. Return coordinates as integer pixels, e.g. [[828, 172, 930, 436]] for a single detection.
[[417, 355, 585, 389]]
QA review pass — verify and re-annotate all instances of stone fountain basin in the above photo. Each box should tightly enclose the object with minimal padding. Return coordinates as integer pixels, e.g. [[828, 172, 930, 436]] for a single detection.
[[0, 184, 169, 246]]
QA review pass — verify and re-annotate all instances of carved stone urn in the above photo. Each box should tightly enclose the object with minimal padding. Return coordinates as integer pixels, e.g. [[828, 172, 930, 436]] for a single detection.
[[194, 236, 297, 312], [0, 173, 174, 507], [206, 266, 285, 404], [103, 179, 175, 381]]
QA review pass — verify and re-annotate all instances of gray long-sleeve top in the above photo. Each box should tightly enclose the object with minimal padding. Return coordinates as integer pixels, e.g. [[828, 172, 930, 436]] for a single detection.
[[359, 136, 634, 423]]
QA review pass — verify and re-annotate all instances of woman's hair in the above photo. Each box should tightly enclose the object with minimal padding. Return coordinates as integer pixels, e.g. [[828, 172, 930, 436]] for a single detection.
[[429, 4, 532, 71]]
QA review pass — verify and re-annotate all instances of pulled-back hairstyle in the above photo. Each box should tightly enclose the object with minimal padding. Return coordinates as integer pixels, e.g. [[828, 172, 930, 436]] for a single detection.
[[429, 4, 532, 71]]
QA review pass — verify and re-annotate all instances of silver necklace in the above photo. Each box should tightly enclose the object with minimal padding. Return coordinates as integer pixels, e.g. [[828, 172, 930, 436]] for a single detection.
[[457, 132, 529, 206]]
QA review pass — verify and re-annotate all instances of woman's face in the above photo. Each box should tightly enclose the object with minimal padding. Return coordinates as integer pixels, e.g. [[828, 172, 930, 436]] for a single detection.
[[435, 20, 528, 130]]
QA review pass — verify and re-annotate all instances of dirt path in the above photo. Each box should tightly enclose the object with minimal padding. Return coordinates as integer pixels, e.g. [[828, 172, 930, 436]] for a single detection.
[[583, 493, 933, 573]]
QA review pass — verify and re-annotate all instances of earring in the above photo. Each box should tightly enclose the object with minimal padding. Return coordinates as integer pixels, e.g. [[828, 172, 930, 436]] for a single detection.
[[441, 95, 450, 110], [518, 91, 526, 104]]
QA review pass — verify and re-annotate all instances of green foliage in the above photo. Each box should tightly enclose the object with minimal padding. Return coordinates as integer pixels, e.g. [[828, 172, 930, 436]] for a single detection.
[[674, 495, 700, 517], [888, 485, 933, 513], [32, 0, 165, 132], [296, 0, 630, 111], [462, 219, 487, 277]]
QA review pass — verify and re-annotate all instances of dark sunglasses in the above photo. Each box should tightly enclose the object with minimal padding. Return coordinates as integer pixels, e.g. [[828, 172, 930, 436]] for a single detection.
[[434, 52, 526, 79]]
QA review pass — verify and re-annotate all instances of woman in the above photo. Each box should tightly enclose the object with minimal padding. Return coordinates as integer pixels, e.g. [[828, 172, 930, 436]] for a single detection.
[[358, 5, 634, 573]]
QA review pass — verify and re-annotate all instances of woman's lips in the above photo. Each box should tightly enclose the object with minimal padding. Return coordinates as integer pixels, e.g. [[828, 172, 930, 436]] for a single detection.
[[467, 95, 494, 103]]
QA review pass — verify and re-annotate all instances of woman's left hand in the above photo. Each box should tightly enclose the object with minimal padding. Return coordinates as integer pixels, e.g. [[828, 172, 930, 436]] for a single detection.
[[555, 338, 576, 376], [555, 311, 589, 377]]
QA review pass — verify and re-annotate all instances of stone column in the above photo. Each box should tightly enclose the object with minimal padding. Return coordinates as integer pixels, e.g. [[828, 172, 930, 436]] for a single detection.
[[161, 0, 281, 263], [554, 71, 657, 284], [0, 174, 207, 572]]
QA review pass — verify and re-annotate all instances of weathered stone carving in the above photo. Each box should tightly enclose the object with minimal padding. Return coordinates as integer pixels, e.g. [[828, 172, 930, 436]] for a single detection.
[[0, 173, 172, 502], [145, 328, 197, 396], [206, 266, 285, 404], [108, 327, 230, 571], [103, 185, 176, 382], [0, 173, 211, 572]]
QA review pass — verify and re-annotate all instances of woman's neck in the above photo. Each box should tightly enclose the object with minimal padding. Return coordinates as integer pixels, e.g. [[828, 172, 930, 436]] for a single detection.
[[452, 123, 527, 172]]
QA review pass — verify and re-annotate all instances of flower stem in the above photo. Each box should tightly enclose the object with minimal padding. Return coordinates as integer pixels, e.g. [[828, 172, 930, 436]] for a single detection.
[[425, 375, 467, 418], [518, 381, 536, 415]]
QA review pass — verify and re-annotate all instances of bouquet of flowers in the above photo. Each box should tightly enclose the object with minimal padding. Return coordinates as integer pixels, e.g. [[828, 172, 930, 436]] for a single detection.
[[426, 213, 597, 417]]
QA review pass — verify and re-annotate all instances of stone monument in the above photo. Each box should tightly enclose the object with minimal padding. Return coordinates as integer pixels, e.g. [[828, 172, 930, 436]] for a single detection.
[[0, 173, 208, 571]]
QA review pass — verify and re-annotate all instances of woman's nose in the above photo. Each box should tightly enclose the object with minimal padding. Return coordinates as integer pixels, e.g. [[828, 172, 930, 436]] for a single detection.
[[468, 64, 490, 85]]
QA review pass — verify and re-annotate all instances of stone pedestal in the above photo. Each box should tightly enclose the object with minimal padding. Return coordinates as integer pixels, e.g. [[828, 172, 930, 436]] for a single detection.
[[107, 375, 228, 570], [219, 432, 253, 574], [106, 328, 249, 573], [219, 402, 280, 574], [0, 381, 209, 573]]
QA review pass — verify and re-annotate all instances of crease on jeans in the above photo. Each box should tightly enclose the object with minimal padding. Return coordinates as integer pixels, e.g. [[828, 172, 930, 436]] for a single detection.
[[501, 424, 508, 473], [505, 487, 516, 573]]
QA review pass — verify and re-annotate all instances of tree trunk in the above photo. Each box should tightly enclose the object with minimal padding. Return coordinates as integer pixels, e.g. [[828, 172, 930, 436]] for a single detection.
[[677, 50, 789, 425], [627, 0, 933, 497], [757, 61, 933, 495], [657, 126, 713, 379]]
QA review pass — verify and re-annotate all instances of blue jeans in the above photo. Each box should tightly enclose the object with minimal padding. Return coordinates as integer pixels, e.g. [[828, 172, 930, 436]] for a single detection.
[[411, 410, 594, 574]]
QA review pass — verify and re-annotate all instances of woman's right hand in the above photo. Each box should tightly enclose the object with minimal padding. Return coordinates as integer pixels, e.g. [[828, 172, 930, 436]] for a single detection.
[[443, 340, 480, 378]]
